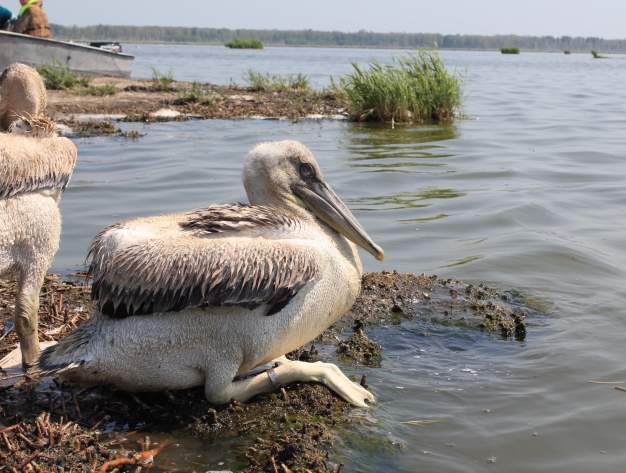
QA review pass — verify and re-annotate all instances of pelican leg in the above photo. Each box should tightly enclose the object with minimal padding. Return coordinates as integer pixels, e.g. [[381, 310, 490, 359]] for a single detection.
[[206, 361, 375, 408], [14, 266, 46, 369]]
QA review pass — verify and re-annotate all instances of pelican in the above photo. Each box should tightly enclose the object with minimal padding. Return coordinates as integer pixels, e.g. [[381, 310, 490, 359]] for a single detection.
[[0, 63, 77, 369], [39, 141, 383, 406]]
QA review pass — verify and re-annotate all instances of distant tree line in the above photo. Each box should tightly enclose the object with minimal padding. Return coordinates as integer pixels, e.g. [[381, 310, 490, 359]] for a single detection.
[[49, 25, 626, 53]]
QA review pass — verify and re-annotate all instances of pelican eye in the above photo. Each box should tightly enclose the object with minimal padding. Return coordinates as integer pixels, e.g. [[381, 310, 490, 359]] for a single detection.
[[299, 162, 314, 177]]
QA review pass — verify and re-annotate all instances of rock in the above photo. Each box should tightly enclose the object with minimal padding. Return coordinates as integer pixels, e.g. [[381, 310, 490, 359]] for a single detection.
[[149, 109, 181, 119], [228, 94, 256, 102]]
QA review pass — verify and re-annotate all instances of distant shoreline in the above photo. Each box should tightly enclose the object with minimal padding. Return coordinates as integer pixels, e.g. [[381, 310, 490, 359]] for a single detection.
[[51, 40, 623, 55], [50, 25, 626, 54]]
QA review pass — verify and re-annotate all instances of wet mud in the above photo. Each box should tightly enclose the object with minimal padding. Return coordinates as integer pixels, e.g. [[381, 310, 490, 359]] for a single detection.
[[0, 272, 533, 472]]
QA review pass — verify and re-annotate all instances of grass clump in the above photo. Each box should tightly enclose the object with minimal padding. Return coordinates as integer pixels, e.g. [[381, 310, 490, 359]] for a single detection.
[[37, 60, 91, 90], [331, 49, 464, 123], [149, 65, 175, 91], [501, 46, 520, 54], [564, 49, 571, 54], [225, 38, 264, 49], [37, 61, 117, 96], [242, 68, 311, 92], [179, 81, 214, 103], [591, 50, 606, 59], [70, 84, 117, 96]]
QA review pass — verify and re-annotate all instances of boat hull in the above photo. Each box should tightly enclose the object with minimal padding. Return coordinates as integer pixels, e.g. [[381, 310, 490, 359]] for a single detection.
[[0, 31, 134, 78]]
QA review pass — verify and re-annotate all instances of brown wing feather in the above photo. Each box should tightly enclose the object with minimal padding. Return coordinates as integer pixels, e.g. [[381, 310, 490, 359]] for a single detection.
[[88, 204, 322, 318]]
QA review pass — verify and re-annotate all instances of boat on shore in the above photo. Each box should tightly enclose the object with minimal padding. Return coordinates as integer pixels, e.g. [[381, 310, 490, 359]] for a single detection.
[[0, 31, 134, 78]]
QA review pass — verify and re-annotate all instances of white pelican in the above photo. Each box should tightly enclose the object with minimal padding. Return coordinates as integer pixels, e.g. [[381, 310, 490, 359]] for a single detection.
[[0, 63, 77, 369], [39, 140, 383, 406]]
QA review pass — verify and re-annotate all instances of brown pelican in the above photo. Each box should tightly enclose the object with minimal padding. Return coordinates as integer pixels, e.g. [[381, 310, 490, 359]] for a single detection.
[[0, 63, 77, 369], [39, 140, 383, 406]]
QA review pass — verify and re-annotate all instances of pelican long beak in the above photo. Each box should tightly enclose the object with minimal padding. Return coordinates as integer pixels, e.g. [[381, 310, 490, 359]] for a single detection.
[[294, 180, 385, 261]]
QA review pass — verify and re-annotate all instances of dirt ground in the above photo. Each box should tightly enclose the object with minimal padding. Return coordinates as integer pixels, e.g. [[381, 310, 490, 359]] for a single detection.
[[46, 78, 347, 124], [0, 271, 531, 472]]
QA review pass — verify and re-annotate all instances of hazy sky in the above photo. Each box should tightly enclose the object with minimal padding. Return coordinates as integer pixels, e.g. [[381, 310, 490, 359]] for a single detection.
[[37, 0, 626, 39]]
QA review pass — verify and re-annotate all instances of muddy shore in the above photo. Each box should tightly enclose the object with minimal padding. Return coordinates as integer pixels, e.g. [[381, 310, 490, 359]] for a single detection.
[[47, 78, 347, 127], [0, 272, 530, 472]]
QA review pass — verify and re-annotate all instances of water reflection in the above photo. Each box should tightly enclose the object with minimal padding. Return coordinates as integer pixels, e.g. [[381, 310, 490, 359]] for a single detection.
[[337, 122, 460, 174], [342, 122, 461, 147], [349, 188, 465, 211], [399, 213, 450, 223], [442, 254, 485, 267]]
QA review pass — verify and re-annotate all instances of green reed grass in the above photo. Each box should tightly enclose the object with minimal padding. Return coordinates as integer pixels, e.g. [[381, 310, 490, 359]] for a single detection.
[[179, 81, 214, 103], [501, 46, 520, 54], [590, 50, 606, 59], [564, 50, 571, 54], [242, 69, 311, 92], [149, 66, 175, 91], [331, 49, 464, 123], [225, 38, 264, 49], [37, 60, 91, 90]]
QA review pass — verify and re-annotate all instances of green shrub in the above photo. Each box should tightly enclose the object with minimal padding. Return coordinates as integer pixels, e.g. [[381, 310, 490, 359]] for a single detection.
[[501, 46, 520, 54], [564, 49, 571, 54], [225, 38, 264, 49], [37, 60, 91, 90], [591, 50, 605, 58], [149, 66, 174, 91], [242, 69, 311, 92], [331, 49, 464, 123]]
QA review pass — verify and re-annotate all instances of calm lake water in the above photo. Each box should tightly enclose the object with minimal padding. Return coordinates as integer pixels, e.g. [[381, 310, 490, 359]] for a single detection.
[[52, 46, 626, 472]]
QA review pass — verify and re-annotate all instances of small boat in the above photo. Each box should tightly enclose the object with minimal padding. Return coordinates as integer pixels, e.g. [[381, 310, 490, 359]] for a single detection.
[[0, 31, 134, 78]]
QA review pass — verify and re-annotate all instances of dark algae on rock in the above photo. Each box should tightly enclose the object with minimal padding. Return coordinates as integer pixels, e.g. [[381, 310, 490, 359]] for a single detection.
[[339, 271, 527, 340], [337, 322, 383, 367], [0, 271, 535, 471]]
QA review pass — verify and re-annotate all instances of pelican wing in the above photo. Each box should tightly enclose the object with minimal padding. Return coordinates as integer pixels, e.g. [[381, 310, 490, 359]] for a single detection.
[[0, 134, 77, 199], [88, 204, 323, 318]]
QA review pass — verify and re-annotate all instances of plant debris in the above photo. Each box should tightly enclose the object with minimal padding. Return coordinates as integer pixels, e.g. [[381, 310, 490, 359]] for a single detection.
[[46, 78, 347, 127], [0, 271, 535, 471]]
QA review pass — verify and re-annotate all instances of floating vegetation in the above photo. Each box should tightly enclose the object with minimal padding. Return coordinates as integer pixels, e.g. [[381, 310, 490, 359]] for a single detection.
[[591, 50, 606, 59], [331, 49, 464, 123], [225, 37, 264, 49], [57, 119, 144, 138], [564, 49, 571, 54], [148, 65, 174, 91], [242, 68, 311, 92], [501, 46, 520, 54]]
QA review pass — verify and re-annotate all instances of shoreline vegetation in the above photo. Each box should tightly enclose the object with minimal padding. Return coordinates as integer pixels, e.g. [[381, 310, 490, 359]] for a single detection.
[[49, 24, 625, 53], [42, 50, 463, 128], [331, 50, 463, 122], [225, 38, 264, 49]]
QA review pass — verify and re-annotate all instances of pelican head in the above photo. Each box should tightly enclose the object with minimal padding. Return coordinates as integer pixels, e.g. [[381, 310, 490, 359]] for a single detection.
[[0, 63, 47, 131], [243, 140, 385, 261]]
